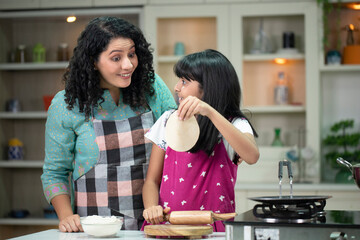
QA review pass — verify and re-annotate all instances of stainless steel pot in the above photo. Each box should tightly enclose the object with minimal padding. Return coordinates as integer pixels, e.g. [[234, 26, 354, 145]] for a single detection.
[[337, 157, 360, 188]]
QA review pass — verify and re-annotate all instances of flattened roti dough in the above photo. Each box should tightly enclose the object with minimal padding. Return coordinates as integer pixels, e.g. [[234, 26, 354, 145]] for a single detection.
[[165, 111, 200, 152]]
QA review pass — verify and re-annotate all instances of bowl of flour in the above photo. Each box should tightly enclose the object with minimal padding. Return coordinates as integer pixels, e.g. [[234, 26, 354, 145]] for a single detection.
[[81, 215, 123, 237]]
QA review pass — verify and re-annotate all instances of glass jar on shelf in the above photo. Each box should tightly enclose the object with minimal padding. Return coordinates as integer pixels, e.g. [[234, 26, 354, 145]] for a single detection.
[[57, 43, 69, 61], [15, 44, 27, 63]]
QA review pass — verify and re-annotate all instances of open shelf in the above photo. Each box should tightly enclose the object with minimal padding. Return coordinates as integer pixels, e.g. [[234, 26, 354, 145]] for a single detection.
[[0, 8, 143, 233], [144, 4, 229, 93]]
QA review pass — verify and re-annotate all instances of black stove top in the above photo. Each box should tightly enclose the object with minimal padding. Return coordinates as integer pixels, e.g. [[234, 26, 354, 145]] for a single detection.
[[225, 209, 360, 228]]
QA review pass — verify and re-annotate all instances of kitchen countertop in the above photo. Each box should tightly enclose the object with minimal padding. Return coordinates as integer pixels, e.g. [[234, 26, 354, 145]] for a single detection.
[[9, 229, 226, 240]]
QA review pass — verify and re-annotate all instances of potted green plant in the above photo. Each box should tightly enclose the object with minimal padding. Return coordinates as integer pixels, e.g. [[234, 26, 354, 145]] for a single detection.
[[323, 119, 360, 183], [317, 0, 343, 64]]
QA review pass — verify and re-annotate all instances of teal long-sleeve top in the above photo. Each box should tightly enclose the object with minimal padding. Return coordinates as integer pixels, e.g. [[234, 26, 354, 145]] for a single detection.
[[41, 75, 177, 204]]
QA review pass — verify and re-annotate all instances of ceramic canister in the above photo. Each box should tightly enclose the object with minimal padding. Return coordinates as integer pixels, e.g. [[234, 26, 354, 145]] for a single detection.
[[343, 45, 360, 64], [8, 138, 24, 160], [174, 42, 185, 56]]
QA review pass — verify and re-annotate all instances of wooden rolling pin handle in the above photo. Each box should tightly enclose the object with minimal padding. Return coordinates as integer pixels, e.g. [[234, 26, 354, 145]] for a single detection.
[[165, 211, 212, 225], [212, 212, 237, 221], [163, 211, 237, 225]]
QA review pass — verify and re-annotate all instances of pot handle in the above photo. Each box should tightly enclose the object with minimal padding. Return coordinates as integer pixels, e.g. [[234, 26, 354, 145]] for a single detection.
[[278, 159, 293, 181], [336, 157, 353, 174]]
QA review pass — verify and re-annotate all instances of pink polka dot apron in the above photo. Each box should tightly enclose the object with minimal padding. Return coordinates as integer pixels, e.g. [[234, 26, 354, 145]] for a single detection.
[[74, 111, 154, 230], [145, 139, 238, 232]]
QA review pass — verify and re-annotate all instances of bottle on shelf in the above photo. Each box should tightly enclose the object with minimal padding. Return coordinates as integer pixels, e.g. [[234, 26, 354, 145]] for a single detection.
[[15, 44, 27, 63], [271, 128, 284, 147], [274, 71, 289, 105]]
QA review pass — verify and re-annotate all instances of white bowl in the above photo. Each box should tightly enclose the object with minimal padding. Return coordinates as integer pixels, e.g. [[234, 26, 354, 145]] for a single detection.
[[80, 215, 123, 237]]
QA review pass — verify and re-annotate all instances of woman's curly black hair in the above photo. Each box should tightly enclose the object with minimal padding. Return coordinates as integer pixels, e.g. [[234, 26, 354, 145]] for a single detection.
[[63, 16, 155, 120]]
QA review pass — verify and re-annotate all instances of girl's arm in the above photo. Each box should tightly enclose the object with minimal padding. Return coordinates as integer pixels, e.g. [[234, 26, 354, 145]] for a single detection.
[[177, 96, 259, 165], [206, 108, 259, 165], [142, 144, 169, 224]]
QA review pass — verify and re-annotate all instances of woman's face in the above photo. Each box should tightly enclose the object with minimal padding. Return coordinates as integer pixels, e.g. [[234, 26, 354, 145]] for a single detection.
[[95, 37, 138, 90], [174, 78, 203, 103]]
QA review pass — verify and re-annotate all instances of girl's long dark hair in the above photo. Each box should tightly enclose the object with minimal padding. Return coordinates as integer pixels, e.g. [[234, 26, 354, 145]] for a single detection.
[[174, 49, 258, 156], [63, 16, 155, 120]]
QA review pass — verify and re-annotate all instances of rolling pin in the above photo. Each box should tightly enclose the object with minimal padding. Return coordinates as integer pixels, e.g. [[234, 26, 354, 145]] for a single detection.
[[163, 211, 237, 225]]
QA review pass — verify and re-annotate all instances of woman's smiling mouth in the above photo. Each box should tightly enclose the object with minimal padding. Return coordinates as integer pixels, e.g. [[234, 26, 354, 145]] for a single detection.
[[119, 73, 131, 77]]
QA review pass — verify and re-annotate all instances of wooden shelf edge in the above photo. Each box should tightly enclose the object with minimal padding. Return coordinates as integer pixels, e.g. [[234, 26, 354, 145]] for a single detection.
[[0, 160, 44, 168], [0, 62, 68, 70], [0, 218, 58, 225], [244, 105, 306, 113], [320, 64, 360, 72], [0, 111, 47, 119], [158, 55, 184, 63], [243, 53, 305, 61]]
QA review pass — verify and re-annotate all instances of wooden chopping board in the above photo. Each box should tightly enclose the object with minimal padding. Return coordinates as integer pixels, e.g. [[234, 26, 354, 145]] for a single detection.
[[144, 224, 213, 239]]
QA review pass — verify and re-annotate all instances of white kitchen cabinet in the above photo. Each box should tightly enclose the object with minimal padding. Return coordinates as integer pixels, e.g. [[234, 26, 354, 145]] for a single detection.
[[143, 4, 229, 96], [229, 1, 320, 183], [0, 8, 142, 238]]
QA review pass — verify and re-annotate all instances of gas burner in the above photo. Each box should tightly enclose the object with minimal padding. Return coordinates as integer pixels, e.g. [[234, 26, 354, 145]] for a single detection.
[[252, 199, 327, 223]]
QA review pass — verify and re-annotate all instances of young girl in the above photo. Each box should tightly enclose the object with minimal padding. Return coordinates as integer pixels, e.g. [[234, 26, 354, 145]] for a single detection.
[[142, 49, 259, 232]]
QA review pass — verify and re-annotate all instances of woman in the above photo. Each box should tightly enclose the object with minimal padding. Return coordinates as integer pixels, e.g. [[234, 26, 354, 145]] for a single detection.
[[41, 16, 177, 232]]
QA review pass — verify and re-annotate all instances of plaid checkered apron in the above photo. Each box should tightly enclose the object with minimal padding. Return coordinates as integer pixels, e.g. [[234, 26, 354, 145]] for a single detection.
[[74, 111, 154, 230]]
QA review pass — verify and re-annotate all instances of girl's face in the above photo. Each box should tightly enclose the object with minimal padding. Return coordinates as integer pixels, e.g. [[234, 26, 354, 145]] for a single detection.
[[95, 37, 138, 90], [174, 78, 203, 103]]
